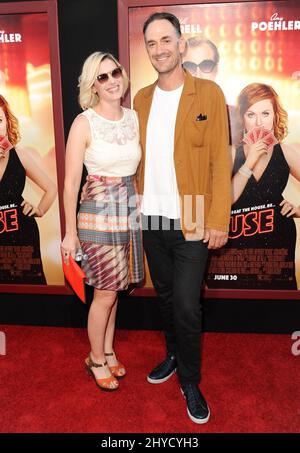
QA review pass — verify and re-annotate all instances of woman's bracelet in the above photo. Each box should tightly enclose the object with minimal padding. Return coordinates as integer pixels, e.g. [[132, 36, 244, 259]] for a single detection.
[[238, 165, 253, 179]]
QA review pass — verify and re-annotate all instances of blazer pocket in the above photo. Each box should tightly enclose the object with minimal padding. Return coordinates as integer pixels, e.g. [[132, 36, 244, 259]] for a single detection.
[[188, 118, 208, 146], [195, 117, 208, 124], [193, 142, 209, 166], [194, 117, 208, 130], [193, 119, 208, 135], [192, 144, 208, 152]]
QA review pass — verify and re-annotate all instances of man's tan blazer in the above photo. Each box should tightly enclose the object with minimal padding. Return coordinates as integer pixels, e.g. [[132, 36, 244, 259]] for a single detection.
[[133, 70, 232, 240]]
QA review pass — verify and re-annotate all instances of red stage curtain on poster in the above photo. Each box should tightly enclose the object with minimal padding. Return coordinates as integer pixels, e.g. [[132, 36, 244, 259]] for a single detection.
[[118, 0, 300, 298], [0, 1, 68, 294]]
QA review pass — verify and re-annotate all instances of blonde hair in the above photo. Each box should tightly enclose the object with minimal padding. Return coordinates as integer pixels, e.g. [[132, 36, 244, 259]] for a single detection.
[[237, 83, 288, 143], [78, 52, 129, 110]]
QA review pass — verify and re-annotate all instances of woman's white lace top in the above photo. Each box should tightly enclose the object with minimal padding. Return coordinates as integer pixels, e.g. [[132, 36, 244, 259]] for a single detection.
[[81, 107, 141, 177]]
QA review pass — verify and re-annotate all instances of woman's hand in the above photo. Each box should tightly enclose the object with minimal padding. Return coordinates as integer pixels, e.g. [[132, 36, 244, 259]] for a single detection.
[[80, 181, 88, 204], [61, 233, 80, 264], [21, 200, 44, 217], [244, 139, 269, 170], [280, 199, 300, 218]]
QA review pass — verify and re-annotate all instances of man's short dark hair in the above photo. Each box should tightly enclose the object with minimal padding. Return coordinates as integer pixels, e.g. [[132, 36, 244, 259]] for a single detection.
[[143, 12, 181, 37]]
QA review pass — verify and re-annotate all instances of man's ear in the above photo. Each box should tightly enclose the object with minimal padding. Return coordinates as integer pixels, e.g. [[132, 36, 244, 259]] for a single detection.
[[178, 36, 186, 55], [181, 39, 188, 57]]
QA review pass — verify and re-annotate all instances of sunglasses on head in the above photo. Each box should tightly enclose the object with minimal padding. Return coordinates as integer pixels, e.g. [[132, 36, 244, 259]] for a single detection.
[[183, 59, 217, 74], [96, 66, 123, 84]]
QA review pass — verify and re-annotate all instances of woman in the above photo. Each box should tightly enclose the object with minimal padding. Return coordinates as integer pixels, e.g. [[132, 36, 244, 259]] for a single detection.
[[61, 52, 143, 391], [207, 83, 300, 289], [0, 95, 57, 284]]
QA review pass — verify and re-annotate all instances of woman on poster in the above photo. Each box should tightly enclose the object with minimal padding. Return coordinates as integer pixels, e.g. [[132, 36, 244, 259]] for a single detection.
[[207, 83, 300, 289], [61, 52, 143, 391], [0, 94, 57, 284]]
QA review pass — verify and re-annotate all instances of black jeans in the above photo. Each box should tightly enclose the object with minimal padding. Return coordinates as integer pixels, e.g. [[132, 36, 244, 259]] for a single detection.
[[142, 215, 208, 385]]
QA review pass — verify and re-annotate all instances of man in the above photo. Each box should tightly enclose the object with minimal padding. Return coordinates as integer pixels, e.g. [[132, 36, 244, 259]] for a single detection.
[[133, 12, 231, 424], [182, 35, 238, 145], [182, 36, 219, 80]]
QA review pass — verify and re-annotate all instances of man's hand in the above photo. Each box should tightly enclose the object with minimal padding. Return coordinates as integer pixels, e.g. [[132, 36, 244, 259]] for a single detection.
[[203, 229, 228, 249]]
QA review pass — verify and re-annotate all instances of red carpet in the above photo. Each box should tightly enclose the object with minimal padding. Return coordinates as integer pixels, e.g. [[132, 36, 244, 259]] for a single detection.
[[0, 325, 299, 433]]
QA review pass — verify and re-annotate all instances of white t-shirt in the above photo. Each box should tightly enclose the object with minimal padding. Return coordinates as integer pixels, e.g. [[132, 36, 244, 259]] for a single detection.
[[141, 85, 183, 219]]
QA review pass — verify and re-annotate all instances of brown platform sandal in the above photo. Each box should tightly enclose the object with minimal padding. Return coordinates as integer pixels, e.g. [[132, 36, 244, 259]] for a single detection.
[[105, 352, 126, 379], [85, 355, 119, 391]]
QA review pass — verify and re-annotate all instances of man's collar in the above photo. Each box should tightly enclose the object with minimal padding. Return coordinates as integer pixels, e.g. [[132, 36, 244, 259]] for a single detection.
[[142, 68, 196, 98]]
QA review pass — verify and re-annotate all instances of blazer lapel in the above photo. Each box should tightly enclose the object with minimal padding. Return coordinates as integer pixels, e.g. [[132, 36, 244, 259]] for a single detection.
[[139, 82, 156, 153], [174, 71, 196, 146]]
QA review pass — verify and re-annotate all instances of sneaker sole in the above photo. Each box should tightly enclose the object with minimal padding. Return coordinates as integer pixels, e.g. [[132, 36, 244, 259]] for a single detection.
[[147, 368, 176, 384], [181, 389, 210, 424]]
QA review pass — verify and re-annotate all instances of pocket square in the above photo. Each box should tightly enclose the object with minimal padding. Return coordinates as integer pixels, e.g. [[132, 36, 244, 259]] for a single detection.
[[196, 114, 207, 121]]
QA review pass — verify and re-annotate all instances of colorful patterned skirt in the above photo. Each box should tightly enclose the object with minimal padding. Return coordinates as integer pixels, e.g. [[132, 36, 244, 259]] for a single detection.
[[77, 174, 144, 291]]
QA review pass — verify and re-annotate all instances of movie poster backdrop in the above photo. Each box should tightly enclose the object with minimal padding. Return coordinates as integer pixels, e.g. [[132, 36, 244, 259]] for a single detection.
[[0, 1, 67, 293], [121, 0, 300, 296]]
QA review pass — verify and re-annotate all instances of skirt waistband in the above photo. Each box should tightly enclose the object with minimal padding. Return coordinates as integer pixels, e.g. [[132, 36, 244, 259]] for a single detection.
[[87, 174, 135, 184]]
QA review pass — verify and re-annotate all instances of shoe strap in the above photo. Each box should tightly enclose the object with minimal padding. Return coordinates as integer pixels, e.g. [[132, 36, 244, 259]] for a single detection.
[[87, 355, 108, 368], [104, 352, 115, 357]]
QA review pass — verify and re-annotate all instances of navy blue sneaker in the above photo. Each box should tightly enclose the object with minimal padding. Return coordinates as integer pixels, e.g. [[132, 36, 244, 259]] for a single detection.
[[147, 355, 177, 384], [181, 383, 210, 424]]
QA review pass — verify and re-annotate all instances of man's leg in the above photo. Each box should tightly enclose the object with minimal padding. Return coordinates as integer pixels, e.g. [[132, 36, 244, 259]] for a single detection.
[[169, 236, 210, 424], [142, 215, 175, 355], [172, 237, 208, 385]]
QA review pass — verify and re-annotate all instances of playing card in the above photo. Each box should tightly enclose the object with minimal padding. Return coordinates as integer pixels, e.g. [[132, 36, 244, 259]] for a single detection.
[[249, 130, 256, 142], [259, 128, 272, 139], [0, 135, 13, 153], [243, 129, 256, 145], [262, 131, 278, 148], [253, 126, 268, 141], [253, 127, 260, 141], [243, 127, 277, 148], [242, 130, 254, 145]]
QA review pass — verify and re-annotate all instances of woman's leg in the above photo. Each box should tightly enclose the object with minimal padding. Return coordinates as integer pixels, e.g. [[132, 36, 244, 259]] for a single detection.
[[87, 289, 117, 380], [104, 297, 126, 375], [104, 297, 117, 354]]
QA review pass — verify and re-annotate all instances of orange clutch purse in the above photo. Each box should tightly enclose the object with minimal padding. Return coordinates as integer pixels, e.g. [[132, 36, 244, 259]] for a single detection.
[[62, 254, 86, 303]]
